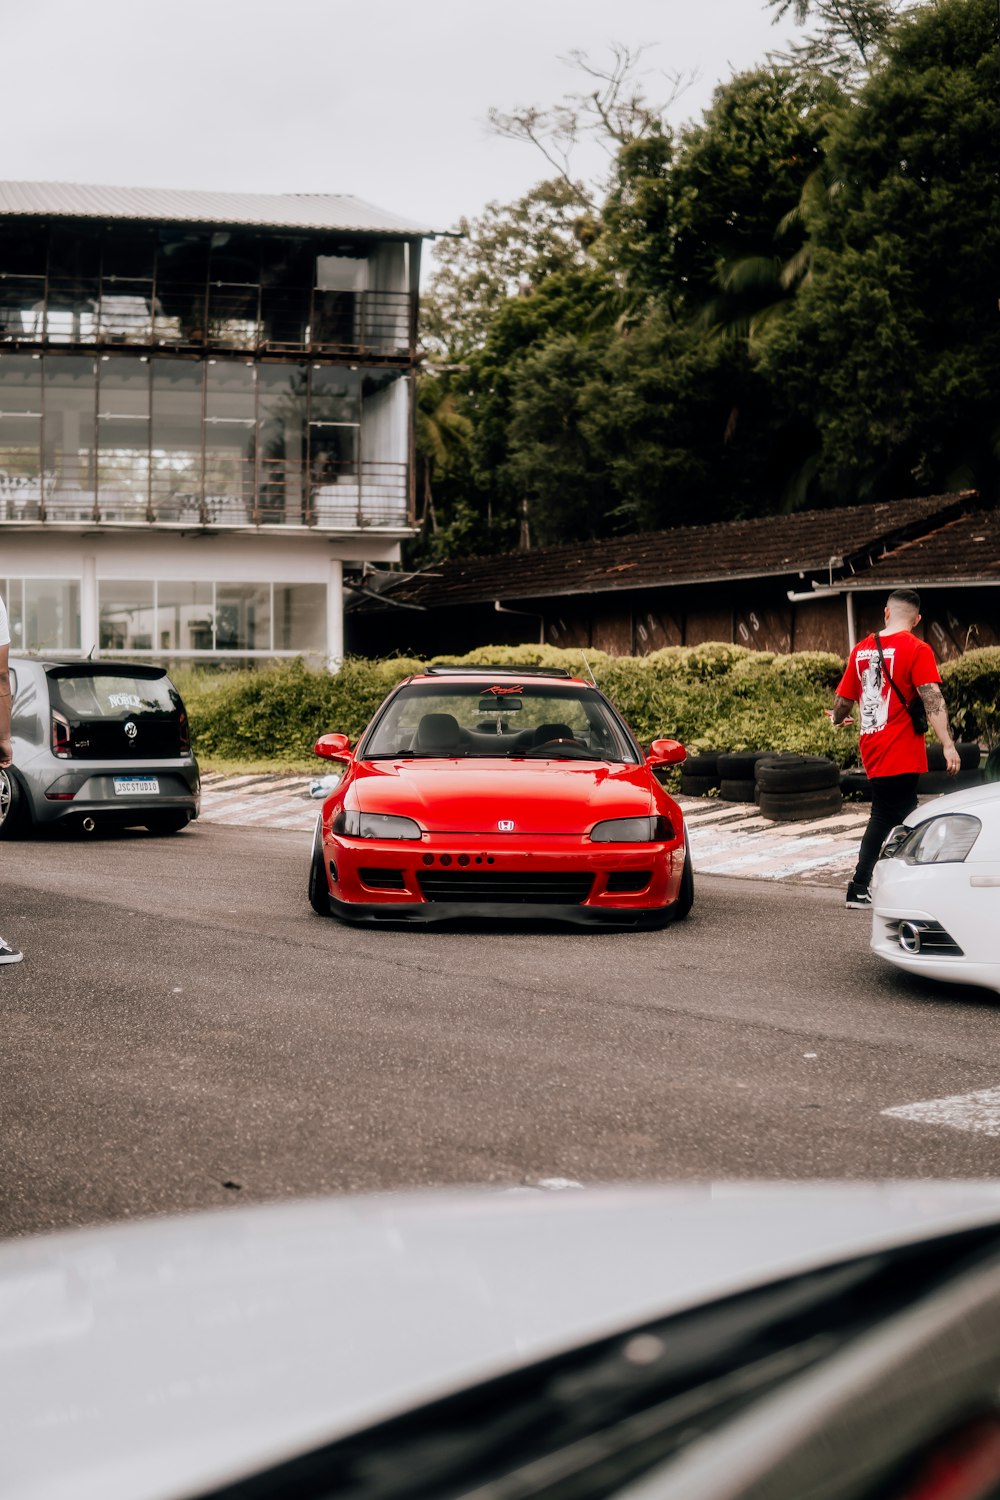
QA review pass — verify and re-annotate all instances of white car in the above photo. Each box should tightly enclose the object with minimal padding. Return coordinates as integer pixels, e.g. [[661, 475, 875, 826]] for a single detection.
[[7, 1184, 1000, 1500], [871, 780, 1000, 994]]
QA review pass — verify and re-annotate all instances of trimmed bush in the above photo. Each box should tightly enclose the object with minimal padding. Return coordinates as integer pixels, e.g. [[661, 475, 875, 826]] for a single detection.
[[940, 648, 1000, 750], [175, 643, 864, 767]]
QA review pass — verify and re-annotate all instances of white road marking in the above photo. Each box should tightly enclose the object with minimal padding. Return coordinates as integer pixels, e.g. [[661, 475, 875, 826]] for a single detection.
[[882, 1086, 1000, 1137]]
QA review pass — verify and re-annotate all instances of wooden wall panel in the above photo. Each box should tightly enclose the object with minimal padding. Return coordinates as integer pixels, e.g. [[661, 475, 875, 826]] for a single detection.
[[792, 597, 849, 654]]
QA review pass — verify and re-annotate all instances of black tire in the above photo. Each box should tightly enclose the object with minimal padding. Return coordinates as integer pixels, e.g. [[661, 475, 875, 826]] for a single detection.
[[144, 812, 191, 835], [758, 787, 843, 822], [840, 768, 871, 800], [717, 751, 764, 779], [718, 777, 757, 803], [756, 755, 840, 794], [679, 773, 719, 798], [684, 752, 722, 777], [918, 769, 984, 795], [672, 847, 694, 920], [926, 741, 981, 772], [308, 818, 332, 917], [0, 769, 28, 840]]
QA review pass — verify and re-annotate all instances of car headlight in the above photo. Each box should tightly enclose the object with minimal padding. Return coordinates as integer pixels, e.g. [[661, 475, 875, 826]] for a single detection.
[[590, 815, 673, 842], [332, 810, 422, 840], [894, 814, 982, 865]]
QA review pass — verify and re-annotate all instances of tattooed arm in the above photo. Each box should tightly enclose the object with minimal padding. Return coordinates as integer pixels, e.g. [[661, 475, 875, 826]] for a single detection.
[[918, 682, 961, 774], [827, 695, 856, 726]]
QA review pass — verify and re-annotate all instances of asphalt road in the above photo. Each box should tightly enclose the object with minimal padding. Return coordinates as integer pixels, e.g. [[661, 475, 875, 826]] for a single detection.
[[2, 822, 998, 1237]]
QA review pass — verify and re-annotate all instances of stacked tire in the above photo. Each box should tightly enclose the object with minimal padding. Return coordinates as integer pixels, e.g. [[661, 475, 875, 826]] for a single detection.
[[716, 751, 765, 803], [841, 742, 983, 799], [918, 741, 982, 794], [755, 753, 842, 821], [680, 751, 724, 798]]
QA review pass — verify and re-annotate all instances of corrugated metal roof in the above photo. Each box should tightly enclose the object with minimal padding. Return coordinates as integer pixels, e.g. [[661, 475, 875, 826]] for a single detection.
[[0, 181, 441, 237]]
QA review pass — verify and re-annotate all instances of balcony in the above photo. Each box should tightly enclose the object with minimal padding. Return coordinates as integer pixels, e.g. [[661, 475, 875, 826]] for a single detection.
[[0, 456, 411, 531], [0, 279, 415, 360]]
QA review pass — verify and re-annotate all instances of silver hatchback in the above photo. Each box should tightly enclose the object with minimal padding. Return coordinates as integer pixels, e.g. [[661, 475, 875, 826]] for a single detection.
[[0, 655, 200, 838]]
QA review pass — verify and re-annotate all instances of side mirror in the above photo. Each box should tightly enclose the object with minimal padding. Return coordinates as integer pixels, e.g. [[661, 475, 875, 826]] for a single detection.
[[315, 733, 352, 761], [647, 738, 687, 766]]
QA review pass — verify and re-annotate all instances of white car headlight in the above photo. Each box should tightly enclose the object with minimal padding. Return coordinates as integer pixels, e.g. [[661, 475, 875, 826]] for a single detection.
[[895, 814, 982, 865], [333, 810, 422, 840]]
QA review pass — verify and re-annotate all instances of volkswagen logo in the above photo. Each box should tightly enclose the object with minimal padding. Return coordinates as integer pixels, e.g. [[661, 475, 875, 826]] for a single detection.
[[497, 819, 515, 832], [124, 720, 138, 741]]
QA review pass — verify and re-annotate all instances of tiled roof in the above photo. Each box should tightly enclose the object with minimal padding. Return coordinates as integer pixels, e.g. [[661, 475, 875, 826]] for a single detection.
[[0, 181, 440, 237], [842, 508, 1000, 586], [384, 494, 974, 609]]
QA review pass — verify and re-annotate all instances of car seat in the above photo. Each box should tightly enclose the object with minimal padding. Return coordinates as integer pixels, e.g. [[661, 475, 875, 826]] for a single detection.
[[413, 712, 466, 753]]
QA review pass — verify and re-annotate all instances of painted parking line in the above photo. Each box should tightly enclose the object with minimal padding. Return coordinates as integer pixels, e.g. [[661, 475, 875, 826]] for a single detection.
[[882, 1086, 1000, 1138]]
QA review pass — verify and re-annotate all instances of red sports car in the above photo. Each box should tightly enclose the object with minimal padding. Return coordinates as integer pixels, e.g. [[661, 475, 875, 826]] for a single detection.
[[307, 666, 693, 927]]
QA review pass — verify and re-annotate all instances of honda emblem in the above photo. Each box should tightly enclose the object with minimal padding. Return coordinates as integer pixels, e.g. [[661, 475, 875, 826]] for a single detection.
[[497, 819, 515, 832]]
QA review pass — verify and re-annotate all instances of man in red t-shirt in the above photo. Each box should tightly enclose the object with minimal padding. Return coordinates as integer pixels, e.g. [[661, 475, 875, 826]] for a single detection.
[[830, 588, 960, 908]]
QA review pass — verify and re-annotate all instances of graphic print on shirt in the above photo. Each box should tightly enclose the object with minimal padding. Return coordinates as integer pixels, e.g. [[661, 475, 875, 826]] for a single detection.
[[857, 645, 895, 736]]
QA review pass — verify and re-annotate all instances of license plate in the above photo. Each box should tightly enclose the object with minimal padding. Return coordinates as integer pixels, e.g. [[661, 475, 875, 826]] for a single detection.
[[113, 777, 160, 796]]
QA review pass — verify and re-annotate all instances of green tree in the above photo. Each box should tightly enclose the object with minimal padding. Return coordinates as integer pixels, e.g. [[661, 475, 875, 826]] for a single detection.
[[757, 0, 1000, 503], [767, 0, 919, 87]]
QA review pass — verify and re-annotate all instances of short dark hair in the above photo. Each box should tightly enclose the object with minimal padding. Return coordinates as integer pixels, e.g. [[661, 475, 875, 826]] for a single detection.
[[888, 588, 921, 614]]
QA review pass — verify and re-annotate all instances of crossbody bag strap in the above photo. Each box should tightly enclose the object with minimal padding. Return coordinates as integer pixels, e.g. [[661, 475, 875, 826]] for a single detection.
[[874, 633, 911, 713]]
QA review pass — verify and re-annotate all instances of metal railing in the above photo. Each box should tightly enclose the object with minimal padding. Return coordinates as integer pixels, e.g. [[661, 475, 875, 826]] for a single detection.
[[0, 276, 415, 358], [0, 454, 410, 529]]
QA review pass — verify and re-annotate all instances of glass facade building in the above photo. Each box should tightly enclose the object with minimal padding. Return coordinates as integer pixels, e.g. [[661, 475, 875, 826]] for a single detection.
[[0, 214, 419, 529], [0, 188, 430, 661]]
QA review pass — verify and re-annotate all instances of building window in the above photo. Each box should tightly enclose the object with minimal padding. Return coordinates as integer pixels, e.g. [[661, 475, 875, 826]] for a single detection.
[[1, 577, 81, 651], [96, 579, 326, 655], [99, 581, 155, 651], [155, 581, 214, 653], [0, 353, 42, 514], [274, 584, 327, 652], [215, 582, 271, 651]]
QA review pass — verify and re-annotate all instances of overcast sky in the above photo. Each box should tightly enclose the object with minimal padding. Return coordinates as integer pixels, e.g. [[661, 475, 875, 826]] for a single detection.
[[2, 0, 800, 236]]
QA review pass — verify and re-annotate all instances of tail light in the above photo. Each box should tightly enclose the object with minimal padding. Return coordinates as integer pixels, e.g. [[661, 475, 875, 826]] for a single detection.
[[51, 710, 72, 758], [178, 710, 190, 755]]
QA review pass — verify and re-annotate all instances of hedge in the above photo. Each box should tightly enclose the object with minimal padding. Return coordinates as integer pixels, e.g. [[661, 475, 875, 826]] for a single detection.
[[172, 643, 999, 766]]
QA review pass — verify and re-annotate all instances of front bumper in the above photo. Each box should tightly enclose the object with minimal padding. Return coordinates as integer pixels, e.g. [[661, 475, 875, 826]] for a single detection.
[[870, 857, 1000, 994], [322, 830, 686, 927]]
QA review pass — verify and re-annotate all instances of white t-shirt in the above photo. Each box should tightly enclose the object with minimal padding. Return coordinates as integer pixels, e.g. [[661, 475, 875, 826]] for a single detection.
[[0, 594, 9, 648]]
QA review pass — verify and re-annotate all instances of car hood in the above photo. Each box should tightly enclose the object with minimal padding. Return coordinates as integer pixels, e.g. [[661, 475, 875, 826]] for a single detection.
[[907, 779, 1000, 827], [5, 1183, 1000, 1500], [351, 758, 656, 834]]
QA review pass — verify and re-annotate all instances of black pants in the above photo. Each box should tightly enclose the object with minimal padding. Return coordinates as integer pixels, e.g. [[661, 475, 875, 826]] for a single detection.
[[853, 772, 920, 888]]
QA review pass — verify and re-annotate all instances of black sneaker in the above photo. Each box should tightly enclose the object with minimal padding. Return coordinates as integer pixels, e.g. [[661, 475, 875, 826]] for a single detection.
[[0, 935, 23, 965], [845, 883, 872, 910]]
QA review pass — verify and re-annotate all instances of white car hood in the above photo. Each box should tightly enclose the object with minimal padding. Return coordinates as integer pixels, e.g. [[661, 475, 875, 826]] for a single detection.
[[907, 780, 1000, 826], [5, 1182, 1000, 1500]]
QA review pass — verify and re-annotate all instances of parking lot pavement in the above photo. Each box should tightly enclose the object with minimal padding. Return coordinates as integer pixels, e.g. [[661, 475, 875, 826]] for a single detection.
[[199, 774, 866, 888]]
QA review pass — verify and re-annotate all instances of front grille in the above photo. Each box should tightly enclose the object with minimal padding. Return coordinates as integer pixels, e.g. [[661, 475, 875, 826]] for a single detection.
[[606, 871, 652, 894], [886, 919, 964, 957], [417, 870, 594, 905], [359, 868, 407, 891]]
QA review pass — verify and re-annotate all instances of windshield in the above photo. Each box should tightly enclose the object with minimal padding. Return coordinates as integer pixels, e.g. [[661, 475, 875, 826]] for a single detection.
[[361, 681, 639, 763]]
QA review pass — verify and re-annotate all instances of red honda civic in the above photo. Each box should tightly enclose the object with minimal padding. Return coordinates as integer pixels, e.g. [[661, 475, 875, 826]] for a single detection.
[[307, 666, 693, 927]]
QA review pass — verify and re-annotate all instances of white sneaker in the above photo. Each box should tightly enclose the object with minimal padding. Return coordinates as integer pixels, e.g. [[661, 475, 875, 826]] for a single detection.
[[0, 936, 23, 965]]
